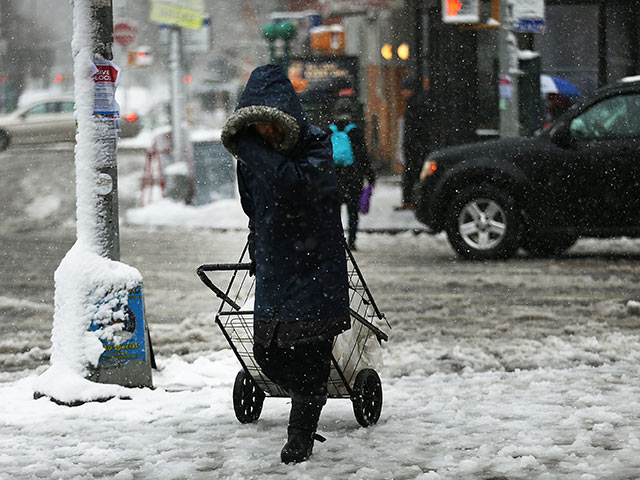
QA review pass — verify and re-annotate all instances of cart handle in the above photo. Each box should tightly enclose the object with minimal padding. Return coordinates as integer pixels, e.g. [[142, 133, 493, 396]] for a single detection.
[[350, 308, 389, 343], [196, 263, 252, 311], [198, 263, 253, 272], [197, 262, 389, 343]]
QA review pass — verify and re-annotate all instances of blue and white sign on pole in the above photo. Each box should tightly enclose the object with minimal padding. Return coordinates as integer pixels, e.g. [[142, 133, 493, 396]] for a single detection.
[[511, 0, 545, 33], [89, 283, 153, 388], [90, 284, 148, 366]]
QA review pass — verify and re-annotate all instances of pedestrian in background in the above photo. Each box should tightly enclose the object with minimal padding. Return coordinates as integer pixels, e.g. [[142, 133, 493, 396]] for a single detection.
[[395, 77, 434, 211], [221, 64, 351, 464], [328, 98, 376, 250]]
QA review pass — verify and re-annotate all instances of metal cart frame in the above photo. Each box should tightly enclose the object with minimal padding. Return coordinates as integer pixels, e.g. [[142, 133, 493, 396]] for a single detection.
[[197, 243, 389, 427]]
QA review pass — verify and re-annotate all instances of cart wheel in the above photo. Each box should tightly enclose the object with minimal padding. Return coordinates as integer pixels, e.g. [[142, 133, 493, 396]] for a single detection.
[[352, 369, 383, 427], [233, 370, 265, 424]]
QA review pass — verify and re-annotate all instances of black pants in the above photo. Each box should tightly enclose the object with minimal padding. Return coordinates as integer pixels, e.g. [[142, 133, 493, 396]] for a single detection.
[[402, 150, 423, 205], [253, 337, 334, 397], [344, 196, 359, 246]]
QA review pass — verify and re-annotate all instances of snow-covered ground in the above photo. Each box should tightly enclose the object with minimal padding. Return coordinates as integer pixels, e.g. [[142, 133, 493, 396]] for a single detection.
[[2, 226, 640, 478], [3, 102, 640, 479], [2, 320, 640, 479], [125, 179, 424, 232]]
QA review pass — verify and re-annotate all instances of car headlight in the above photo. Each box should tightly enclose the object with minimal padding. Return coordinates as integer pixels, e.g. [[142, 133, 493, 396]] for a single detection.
[[419, 160, 437, 181]]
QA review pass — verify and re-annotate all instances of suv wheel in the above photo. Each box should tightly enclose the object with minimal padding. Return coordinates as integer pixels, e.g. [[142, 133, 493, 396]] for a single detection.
[[445, 185, 520, 260]]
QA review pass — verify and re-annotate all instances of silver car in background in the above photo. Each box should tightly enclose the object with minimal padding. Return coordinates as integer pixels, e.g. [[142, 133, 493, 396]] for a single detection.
[[0, 97, 141, 150]]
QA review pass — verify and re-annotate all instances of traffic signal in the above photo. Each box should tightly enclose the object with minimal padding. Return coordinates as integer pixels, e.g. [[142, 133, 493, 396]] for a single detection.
[[442, 0, 480, 24]]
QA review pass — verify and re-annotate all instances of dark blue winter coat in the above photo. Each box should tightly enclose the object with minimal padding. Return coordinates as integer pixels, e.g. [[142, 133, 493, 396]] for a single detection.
[[221, 64, 350, 347]]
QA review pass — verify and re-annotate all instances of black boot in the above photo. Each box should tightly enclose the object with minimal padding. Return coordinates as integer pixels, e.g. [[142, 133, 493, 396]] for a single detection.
[[281, 427, 315, 464], [280, 393, 326, 464]]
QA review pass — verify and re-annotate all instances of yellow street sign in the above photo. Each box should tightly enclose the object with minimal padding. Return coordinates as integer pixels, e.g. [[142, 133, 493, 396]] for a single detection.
[[150, 0, 205, 30]]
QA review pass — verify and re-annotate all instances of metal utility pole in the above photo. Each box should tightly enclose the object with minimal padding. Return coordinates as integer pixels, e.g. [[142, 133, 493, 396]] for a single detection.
[[34, 0, 152, 403], [90, 0, 120, 260], [261, 21, 296, 72], [149, 0, 206, 167], [413, 0, 424, 83], [169, 26, 185, 165], [86, 0, 152, 388], [498, 0, 520, 137]]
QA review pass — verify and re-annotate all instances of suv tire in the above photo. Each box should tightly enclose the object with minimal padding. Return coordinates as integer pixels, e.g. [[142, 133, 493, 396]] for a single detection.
[[445, 185, 521, 260]]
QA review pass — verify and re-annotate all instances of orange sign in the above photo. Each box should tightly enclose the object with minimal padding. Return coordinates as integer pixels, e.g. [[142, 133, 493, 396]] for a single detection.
[[442, 0, 480, 24]]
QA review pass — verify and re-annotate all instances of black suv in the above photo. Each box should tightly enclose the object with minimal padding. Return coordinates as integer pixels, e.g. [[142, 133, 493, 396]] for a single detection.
[[414, 78, 640, 260]]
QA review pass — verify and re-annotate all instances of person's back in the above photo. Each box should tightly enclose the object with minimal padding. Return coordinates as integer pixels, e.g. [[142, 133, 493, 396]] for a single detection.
[[329, 121, 357, 167], [330, 117, 370, 197], [329, 106, 376, 249]]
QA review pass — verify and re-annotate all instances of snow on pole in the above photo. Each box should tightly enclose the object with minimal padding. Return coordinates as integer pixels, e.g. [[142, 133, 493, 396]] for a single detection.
[[34, 0, 152, 405], [498, 0, 521, 138], [73, 0, 119, 257]]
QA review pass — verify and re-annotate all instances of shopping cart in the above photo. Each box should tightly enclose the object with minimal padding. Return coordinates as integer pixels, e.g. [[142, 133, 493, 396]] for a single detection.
[[196, 242, 390, 427]]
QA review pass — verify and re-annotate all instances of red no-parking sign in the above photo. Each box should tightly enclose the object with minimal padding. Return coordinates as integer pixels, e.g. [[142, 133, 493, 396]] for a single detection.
[[114, 22, 137, 46]]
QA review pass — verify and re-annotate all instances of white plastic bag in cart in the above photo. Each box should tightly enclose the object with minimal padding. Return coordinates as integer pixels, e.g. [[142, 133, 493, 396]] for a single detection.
[[332, 319, 384, 387], [241, 296, 384, 394]]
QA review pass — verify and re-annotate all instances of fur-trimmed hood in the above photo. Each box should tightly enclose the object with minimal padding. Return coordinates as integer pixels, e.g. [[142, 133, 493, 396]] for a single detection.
[[221, 64, 308, 156]]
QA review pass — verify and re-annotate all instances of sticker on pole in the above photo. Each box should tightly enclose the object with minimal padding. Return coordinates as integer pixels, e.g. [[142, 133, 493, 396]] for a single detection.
[[90, 59, 121, 118], [96, 173, 114, 195], [499, 76, 513, 101]]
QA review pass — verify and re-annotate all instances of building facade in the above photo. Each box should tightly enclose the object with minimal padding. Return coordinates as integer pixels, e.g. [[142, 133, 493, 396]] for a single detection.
[[288, 0, 640, 170]]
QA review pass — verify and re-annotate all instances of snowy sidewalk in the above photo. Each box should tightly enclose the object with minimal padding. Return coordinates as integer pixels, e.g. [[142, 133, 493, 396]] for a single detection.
[[3, 228, 640, 478], [125, 176, 427, 233], [2, 350, 640, 479]]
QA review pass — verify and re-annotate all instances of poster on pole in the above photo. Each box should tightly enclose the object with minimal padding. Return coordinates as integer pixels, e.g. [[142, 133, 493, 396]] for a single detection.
[[499, 76, 514, 101], [149, 0, 205, 30], [90, 59, 120, 118], [90, 284, 148, 367], [511, 0, 545, 33]]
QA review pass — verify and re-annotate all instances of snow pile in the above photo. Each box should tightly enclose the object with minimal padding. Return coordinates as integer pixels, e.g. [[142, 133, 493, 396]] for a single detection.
[[2, 353, 640, 479], [25, 194, 62, 220], [125, 181, 425, 231], [126, 197, 247, 228], [625, 299, 640, 315], [33, 242, 141, 404]]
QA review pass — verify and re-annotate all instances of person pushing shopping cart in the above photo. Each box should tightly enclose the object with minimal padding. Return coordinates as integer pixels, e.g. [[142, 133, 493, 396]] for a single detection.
[[219, 63, 359, 464]]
